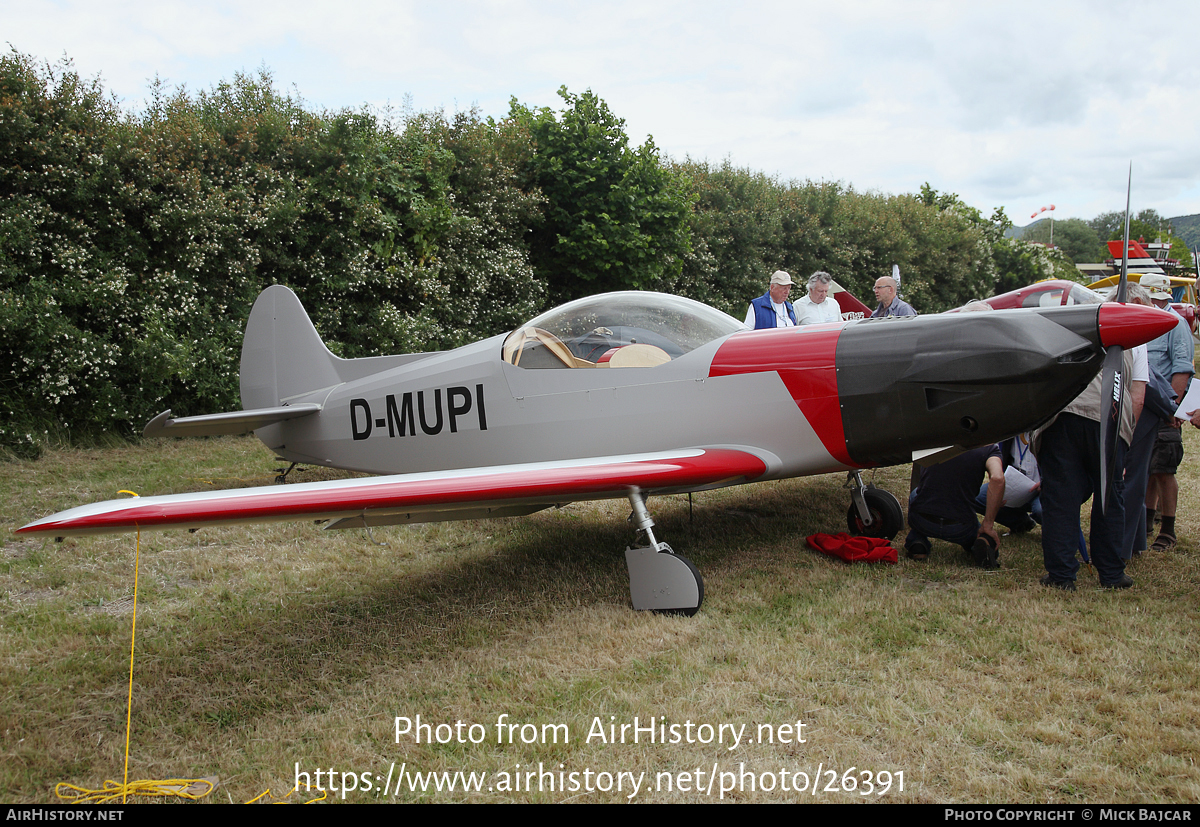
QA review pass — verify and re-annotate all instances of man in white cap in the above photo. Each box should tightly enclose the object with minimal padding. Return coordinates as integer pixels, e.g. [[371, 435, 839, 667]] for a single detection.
[[744, 270, 797, 330], [1140, 273, 1194, 552]]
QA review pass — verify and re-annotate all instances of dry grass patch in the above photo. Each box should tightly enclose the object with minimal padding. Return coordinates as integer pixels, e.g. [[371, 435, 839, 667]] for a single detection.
[[2, 436, 1200, 802]]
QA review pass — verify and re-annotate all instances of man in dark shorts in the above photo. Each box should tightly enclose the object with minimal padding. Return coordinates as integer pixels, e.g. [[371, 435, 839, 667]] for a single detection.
[[1141, 273, 1194, 553], [905, 444, 1004, 568], [1148, 429, 1184, 547]]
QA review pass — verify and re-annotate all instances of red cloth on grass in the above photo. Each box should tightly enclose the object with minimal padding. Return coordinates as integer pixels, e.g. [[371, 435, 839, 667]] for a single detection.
[[806, 532, 897, 564]]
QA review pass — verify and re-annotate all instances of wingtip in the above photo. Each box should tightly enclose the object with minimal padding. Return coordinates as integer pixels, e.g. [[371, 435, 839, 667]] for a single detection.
[[15, 516, 55, 536], [143, 409, 173, 438]]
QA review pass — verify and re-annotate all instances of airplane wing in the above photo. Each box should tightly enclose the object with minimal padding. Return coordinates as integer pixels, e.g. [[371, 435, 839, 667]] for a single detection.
[[17, 448, 768, 538]]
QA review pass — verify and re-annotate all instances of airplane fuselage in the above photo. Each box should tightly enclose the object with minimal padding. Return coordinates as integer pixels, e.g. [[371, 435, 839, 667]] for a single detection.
[[257, 304, 1132, 484], [258, 331, 837, 481]]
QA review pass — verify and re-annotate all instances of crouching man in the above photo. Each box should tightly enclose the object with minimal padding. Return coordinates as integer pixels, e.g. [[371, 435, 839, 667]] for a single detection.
[[905, 444, 1005, 569]]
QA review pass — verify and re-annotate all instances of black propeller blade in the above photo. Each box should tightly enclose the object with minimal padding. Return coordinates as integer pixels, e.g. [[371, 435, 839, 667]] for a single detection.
[[1098, 163, 1133, 512]]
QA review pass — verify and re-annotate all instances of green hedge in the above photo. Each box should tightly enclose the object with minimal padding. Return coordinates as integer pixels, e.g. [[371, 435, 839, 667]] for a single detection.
[[1, 50, 1041, 453]]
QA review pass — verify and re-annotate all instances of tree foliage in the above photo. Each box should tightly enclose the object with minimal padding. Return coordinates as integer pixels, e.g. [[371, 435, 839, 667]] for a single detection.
[[1171, 213, 1200, 250], [668, 169, 1006, 317], [991, 237, 1083, 294], [5, 49, 1159, 452], [509, 87, 691, 303], [0, 50, 542, 452], [1088, 208, 1190, 265], [1022, 218, 1106, 264], [1090, 208, 1172, 243]]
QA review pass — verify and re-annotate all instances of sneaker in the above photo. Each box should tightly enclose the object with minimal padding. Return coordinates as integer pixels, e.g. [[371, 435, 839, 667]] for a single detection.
[[1040, 573, 1076, 591], [1101, 574, 1134, 589], [971, 536, 1000, 569]]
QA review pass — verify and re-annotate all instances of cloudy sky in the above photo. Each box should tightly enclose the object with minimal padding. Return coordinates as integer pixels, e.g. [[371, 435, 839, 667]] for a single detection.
[[8, 0, 1200, 225]]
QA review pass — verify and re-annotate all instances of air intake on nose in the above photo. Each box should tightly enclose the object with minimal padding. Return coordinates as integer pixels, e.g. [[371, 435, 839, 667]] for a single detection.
[[1056, 345, 1096, 364], [924, 386, 982, 411]]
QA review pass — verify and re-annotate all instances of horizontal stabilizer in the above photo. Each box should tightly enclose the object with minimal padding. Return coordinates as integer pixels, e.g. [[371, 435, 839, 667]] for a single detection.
[[143, 404, 321, 438]]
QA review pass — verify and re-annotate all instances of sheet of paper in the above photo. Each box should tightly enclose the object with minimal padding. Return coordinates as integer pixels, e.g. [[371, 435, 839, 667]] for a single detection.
[[1002, 466, 1038, 508], [1174, 377, 1200, 421]]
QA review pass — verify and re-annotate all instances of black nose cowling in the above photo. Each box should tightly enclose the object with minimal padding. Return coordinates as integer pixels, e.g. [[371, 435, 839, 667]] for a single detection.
[[835, 306, 1120, 467]]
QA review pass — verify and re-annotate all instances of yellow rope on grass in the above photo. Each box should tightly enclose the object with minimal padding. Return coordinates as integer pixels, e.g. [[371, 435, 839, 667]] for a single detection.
[[245, 784, 328, 804], [54, 490, 322, 804], [122, 513, 140, 802], [56, 778, 216, 804], [54, 492, 218, 804]]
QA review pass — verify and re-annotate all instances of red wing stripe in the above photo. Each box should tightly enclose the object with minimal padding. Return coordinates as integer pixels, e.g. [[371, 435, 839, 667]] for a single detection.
[[19, 449, 767, 536]]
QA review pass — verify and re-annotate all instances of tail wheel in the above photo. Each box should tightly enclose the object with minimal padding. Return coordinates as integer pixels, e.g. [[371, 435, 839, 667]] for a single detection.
[[846, 486, 904, 541]]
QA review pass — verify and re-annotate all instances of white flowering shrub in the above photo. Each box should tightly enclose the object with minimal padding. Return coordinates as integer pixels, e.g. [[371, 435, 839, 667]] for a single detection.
[[0, 53, 546, 452]]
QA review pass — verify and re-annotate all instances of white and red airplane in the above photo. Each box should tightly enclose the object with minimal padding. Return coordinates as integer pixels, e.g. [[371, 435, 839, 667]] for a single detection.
[[17, 285, 1177, 614]]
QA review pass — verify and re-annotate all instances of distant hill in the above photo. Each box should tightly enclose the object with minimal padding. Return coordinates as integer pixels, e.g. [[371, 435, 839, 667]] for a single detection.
[[1015, 215, 1197, 237], [1013, 213, 1198, 254], [1169, 214, 1200, 250], [1007, 217, 1050, 239]]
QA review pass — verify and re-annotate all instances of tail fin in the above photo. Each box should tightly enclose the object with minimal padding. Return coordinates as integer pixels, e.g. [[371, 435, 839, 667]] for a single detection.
[[1106, 239, 1166, 277], [239, 285, 342, 410], [830, 279, 872, 320]]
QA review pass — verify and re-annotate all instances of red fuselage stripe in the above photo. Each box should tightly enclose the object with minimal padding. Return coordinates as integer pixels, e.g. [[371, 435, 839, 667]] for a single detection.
[[708, 327, 851, 465]]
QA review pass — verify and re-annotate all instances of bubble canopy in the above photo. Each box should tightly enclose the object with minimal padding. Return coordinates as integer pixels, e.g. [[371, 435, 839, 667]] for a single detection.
[[502, 291, 745, 368]]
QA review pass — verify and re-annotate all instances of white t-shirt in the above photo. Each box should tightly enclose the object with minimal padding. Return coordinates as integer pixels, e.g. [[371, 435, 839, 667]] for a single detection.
[[1131, 343, 1149, 384]]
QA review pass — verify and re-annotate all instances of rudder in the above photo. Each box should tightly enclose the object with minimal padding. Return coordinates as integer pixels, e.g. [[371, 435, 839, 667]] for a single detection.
[[240, 285, 342, 410]]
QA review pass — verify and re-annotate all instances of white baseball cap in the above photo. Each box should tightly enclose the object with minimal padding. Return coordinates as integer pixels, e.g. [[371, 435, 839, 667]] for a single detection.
[[1140, 273, 1172, 300]]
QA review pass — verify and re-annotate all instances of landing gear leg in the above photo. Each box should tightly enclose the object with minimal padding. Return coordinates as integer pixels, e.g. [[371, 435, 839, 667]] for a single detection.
[[624, 487, 704, 615], [274, 461, 298, 484], [845, 471, 904, 541]]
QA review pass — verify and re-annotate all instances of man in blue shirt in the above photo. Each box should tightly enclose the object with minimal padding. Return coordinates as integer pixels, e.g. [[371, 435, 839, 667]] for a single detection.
[[744, 270, 798, 329], [870, 276, 917, 318]]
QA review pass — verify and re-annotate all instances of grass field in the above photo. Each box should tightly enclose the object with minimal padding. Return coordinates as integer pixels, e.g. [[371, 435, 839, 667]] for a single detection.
[[3, 433, 1200, 803]]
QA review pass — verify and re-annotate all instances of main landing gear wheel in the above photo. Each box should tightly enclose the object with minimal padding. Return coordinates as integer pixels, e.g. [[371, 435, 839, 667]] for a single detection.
[[846, 483, 904, 541], [623, 487, 704, 615], [625, 545, 704, 616]]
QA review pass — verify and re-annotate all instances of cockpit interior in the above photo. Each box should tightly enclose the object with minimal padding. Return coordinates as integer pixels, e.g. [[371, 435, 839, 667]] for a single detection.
[[502, 292, 745, 369]]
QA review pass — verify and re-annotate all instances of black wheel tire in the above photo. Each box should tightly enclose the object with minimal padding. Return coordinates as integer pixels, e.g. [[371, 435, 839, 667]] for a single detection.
[[846, 486, 904, 541]]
